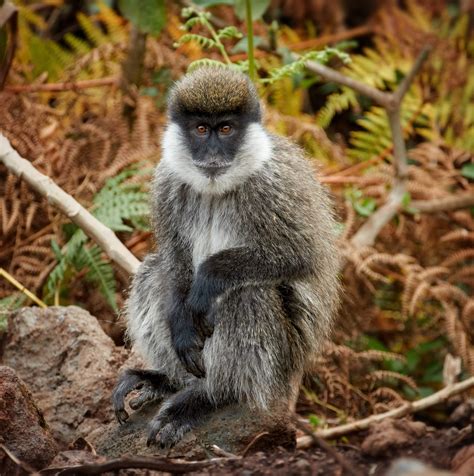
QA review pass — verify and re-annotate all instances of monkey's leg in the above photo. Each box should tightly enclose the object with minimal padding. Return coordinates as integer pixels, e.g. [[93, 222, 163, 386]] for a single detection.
[[204, 284, 306, 410], [127, 253, 195, 380], [113, 369, 178, 424], [147, 285, 305, 448]]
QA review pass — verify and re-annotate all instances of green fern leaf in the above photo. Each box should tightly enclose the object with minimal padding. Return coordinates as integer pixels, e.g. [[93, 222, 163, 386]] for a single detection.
[[77, 246, 117, 311]]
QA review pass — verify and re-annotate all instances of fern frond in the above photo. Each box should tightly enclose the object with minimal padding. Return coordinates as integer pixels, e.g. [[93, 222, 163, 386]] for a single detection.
[[97, 2, 126, 43], [187, 58, 227, 72], [76, 245, 117, 311], [64, 33, 92, 55], [315, 87, 357, 128], [176, 33, 216, 50], [263, 48, 350, 85], [28, 34, 74, 80], [77, 12, 108, 46], [44, 167, 149, 310], [0, 293, 27, 328], [217, 26, 242, 40]]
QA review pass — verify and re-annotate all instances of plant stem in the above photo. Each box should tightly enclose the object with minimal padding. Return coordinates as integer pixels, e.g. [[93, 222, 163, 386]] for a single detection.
[[245, 0, 256, 81], [0, 267, 47, 308], [202, 13, 231, 64]]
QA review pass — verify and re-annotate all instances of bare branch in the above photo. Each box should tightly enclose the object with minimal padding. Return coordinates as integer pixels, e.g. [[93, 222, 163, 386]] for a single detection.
[[304, 59, 391, 107], [40, 456, 215, 475], [0, 134, 140, 275], [392, 46, 432, 105], [309, 46, 431, 248], [296, 376, 474, 448], [411, 194, 474, 213], [350, 181, 405, 248]]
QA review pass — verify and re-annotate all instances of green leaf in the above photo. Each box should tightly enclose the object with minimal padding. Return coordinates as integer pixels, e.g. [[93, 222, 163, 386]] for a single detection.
[[118, 0, 166, 35], [461, 163, 474, 179], [50, 239, 63, 261], [141, 86, 158, 97], [80, 246, 118, 311], [234, 0, 271, 21], [231, 35, 264, 54], [308, 414, 321, 428], [354, 197, 377, 217]]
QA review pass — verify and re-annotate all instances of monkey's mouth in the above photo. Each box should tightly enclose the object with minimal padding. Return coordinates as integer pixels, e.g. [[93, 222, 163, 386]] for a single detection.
[[194, 163, 231, 179]]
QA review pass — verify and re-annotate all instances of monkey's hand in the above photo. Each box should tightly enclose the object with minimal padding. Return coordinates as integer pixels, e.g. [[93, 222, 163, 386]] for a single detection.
[[169, 302, 206, 378]]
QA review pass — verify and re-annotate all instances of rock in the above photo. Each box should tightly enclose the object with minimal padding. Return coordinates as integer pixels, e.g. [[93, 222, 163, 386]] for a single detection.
[[361, 418, 428, 457], [293, 458, 312, 474], [452, 445, 474, 476], [385, 458, 453, 476], [1, 306, 128, 445], [0, 366, 58, 473], [90, 399, 296, 459]]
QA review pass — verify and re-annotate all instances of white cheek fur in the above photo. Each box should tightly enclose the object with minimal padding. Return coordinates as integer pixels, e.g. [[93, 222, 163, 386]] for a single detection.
[[160, 122, 272, 194]]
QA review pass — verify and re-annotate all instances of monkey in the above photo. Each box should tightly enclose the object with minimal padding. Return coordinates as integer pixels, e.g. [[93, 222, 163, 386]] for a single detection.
[[112, 66, 341, 448]]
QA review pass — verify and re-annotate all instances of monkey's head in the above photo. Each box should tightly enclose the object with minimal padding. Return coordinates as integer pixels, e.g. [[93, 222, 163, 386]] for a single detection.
[[162, 67, 272, 194]]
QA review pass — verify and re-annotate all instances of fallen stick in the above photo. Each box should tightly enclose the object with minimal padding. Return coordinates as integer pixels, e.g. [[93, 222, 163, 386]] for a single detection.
[[296, 376, 474, 448], [40, 456, 215, 475], [0, 133, 140, 275]]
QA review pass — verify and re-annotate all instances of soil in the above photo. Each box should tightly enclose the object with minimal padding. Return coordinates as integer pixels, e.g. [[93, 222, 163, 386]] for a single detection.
[[43, 425, 473, 475]]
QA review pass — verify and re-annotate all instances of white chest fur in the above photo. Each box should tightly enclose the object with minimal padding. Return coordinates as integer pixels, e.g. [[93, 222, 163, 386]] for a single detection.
[[188, 196, 239, 270]]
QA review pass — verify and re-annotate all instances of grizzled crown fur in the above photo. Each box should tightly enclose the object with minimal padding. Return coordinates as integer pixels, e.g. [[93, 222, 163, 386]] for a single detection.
[[168, 67, 261, 121]]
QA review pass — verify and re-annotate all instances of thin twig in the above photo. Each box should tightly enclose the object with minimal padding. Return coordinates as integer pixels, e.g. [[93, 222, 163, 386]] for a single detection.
[[296, 376, 474, 448], [4, 76, 118, 93], [0, 134, 140, 275], [392, 47, 431, 106], [40, 456, 223, 475], [0, 267, 47, 308], [211, 445, 239, 458], [0, 444, 39, 475], [240, 431, 270, 457]]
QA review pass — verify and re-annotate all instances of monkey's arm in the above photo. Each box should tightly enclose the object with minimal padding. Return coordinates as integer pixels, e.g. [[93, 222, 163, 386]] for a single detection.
[[187, 233, 316, 315], [159, 235, 207, 378]]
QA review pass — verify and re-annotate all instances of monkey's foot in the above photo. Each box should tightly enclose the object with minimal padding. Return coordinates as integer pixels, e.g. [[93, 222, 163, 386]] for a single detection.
[[112, 369, 174, 425], [147, 415, 192, 449], [146, 385, 214, 448]]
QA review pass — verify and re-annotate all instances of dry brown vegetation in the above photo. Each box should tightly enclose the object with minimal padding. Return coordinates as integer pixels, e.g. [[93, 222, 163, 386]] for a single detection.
[[0, 0, 473, 431]]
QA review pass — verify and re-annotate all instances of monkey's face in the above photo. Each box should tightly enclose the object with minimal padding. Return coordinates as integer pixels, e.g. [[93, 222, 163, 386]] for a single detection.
[[177, 113, 248, 179]]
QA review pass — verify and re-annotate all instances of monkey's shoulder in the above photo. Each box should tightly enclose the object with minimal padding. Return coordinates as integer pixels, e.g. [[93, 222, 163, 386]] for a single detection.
[[268, 134, 321, 180]]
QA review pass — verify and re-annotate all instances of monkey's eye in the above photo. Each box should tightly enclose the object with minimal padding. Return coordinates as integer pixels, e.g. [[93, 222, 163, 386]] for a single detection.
[[196, 125, 209, 135], [219, 124, 233, 135]]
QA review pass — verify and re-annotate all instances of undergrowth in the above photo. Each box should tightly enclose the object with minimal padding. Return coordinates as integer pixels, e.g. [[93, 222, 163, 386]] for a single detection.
[[0, 0, 473, 421]]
